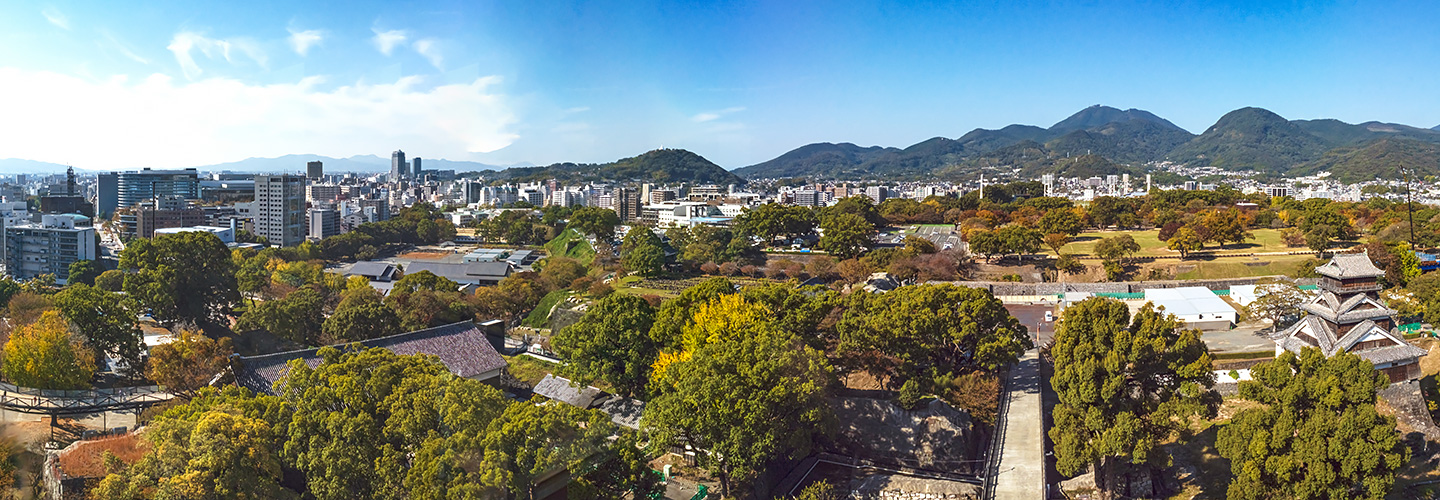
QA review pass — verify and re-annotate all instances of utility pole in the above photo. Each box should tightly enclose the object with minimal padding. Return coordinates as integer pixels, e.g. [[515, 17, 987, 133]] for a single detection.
[[1404, 167, 1415, 250]]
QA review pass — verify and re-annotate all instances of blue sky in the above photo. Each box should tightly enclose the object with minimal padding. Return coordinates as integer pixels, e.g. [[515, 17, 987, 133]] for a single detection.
[[1, 0, 1438, 170]]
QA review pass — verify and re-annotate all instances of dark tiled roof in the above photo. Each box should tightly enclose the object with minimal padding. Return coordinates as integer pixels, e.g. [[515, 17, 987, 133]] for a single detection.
[[596, 396, 645, 430], [235, 321, 507, 395], [1315, 252, 1385, 279], [1355, 343, 1429, 365], [533, 374, 604, 408], [406, 261, 512, 285], [347, 261, 397, 281]]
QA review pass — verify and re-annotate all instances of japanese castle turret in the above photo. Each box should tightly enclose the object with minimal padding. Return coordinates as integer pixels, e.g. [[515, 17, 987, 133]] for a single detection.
[[1272, 250, 1427, 383]]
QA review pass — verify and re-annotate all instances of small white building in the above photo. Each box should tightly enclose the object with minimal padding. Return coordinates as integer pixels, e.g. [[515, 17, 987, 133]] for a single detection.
[[1144, 286, 1237, 330]]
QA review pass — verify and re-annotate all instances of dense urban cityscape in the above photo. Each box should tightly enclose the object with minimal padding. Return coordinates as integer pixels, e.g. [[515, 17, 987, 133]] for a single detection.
[[4, 1, 1440, 500]]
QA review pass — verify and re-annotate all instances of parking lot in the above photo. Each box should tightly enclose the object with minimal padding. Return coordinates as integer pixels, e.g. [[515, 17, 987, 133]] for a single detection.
[[1003, 304, 1057, 347], [902, 224, 965, 252]]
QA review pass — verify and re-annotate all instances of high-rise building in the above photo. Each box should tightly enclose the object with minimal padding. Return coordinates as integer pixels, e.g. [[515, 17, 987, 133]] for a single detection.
[[115, 168, 200, 210], [308, 207, 341, 240], [306, 184, 343, 203], [254, 175, 306, 247], [97, 173, 119, 218], [864, 186, 889, 204], [390, 150, 407, 181], [360, 198, 390, 222], [412, 157, 422, 178], [5, 214, 97, 284], [793, 190, 822, 207], [307, 161, 324, 180]]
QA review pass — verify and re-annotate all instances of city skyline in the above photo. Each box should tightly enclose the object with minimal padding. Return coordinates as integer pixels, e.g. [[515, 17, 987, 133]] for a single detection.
[[2, 1, 1439, 171]]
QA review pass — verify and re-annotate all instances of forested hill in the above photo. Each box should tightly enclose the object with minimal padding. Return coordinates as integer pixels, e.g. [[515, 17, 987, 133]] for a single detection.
[[735, 105, 1440, 180], [486, 149, 744, 185], [1290, 138, 1440, 183]]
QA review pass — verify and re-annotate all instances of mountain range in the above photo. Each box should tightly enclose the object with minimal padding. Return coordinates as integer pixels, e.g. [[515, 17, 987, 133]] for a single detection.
[[479, 148, 745, 186], [734, 105, 1440, 181]]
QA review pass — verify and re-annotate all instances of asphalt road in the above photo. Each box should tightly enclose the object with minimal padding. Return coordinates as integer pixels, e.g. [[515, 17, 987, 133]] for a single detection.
[[1004, 304, 1057, 347]]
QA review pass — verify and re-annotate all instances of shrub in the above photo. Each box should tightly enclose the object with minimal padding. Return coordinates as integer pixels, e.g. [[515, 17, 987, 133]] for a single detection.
[[944, 372, 1000, 425], [699, 261, 720, 275], [897, 379, 924, 410]]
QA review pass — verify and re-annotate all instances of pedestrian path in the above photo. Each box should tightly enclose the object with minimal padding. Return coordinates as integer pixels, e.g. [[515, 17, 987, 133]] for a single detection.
[[990, 349, 1045, 500]]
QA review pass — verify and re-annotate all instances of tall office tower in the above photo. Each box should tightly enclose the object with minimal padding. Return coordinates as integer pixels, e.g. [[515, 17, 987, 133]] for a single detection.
[[97, 172, 118, 218], [5, 214, 97, 283], [412, 157, 422, 178], [308, 207, 341, 240], [390, 150, 407, 181], [115, 168, 200, 210], [1041, 174, 1055, 197], [15, 175, 26, 185], [254, 175, 306, 247], [307, 161, 324, 180], [1121, 173, 1131, 194]]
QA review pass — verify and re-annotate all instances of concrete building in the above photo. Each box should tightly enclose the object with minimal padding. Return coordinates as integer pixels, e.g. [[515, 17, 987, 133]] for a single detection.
[[793, 189, 822, 207], [117, 196, 206, 239], [254, 175, 305, 247], [306, 184, 343, 203], [865, 186, 889, 204], [412, 157, 422, 178], [96, 172, 119, 218], [113, 168, 200, 211], [390, 150, 407, 181], [308, 207, 340, 240], [5, 214, 97, 284], [306, 161, 324, 180]]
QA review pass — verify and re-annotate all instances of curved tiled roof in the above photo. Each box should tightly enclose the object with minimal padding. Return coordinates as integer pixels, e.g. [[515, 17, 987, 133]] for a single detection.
[[234, 321, 507, 395], [1314, 251, 1385, 279]]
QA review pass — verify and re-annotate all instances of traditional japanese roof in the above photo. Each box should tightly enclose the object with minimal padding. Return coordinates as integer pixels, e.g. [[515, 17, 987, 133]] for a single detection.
[[1314, 251, 1385, 280], [1299, 289, 1393, 324], [533, 374, 604, 409], [596, 396, 645, 430], [235, 321, 507, 395], [1274, 316, 1426, 366]]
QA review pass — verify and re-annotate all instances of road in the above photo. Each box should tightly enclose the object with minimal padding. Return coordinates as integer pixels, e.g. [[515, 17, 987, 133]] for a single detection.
[[990, 349, 1045, 500], [1003, 304, 1057, 347]]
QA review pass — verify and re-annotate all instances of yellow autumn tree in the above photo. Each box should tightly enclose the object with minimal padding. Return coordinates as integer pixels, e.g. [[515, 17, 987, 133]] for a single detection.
[[652, 294, 776, 385], [3, 310, 95, 389]]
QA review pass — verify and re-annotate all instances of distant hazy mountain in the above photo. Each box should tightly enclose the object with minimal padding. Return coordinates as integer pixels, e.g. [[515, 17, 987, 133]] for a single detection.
[[1044, 119, 1195, 164], [0, 158, 80, 175], [1291, 137, 1440, 183], [489, 149, 744, 185], [196, 154, 503, 173], [1291, 119, 1440, 148], [1048, 105, 1186, 134], [1165, 107, 1331, 172]]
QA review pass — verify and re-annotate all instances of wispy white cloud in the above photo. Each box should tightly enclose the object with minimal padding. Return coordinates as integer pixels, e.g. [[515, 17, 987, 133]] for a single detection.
[[413, 38, 443, 69], [100, 30, 149, 64], [288, 29, 324, 56], [691, 106, 746, 122], [372, 29, 408, 56], [41, 7, 69, 30], [0, 69, 519, 169], [167, 32, 267, 80]]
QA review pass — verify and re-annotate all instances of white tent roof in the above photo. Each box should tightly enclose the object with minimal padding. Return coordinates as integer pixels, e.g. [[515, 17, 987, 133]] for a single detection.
[[1144, 287, 1235, 317]]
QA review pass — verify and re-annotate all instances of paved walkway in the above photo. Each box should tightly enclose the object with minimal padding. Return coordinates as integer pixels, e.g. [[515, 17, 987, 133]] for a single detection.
[[991, 349, 1045, 500]]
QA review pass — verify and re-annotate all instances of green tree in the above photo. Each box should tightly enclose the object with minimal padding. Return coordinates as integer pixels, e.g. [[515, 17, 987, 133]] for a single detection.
[[120, 231, 240, 325], [996, 224, 1042, 262], [146, 330, 233, 397], [734, 203, 816, 243], [646, 328, 834, 497], [476, 402, 618, 499], [1216, 348, 1409, 500], [3, 310, 95, 389], [567, 206, 621, 238], [823, 195, 885, 227], [93, 409, 295, 500], [322, 288, 402, 342], [1039, 208, 1084, 236], [1094, 234, 1141, 264], [391, 270, 460, 294], [902, 235, 938, 255], [620, 227, 666, 277], [817, 212, 875, 260], [1049, 299, 1219, 498], [66, 259, 102, 286], [53, 284, 142, 376], [968, 229, 1003, 262], [537, 257, 587, 290], [836, 284, 1030, 385], [1246, 278, 1308, 332], [648, 277, 736, 349], [1166, 226, 1204, 258], [94, 269, 126, 292], [1042, 233, 1072, 255], [551, 294, 658, 398], [1305, 225, 1334, 254], [235, 287, 326, 345]]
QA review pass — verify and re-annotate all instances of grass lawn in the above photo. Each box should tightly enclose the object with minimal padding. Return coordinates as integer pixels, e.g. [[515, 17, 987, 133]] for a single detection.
[[503, 354, 559, 387], [1051, 228, 1297, 258], [521, 289, 570, 328], [543, 228, 596, 265], [1171, 254, 1316, 280]]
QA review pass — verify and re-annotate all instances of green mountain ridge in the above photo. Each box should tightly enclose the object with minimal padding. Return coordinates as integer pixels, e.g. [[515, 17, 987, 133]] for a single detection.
[[1290, 137, 1440, 183], [486, 149, 744, 186], [1165, 107, 1331, 172]]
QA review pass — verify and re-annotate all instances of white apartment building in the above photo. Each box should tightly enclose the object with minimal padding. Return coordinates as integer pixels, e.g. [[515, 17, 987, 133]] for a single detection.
[[255, 175, 305, 247]]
